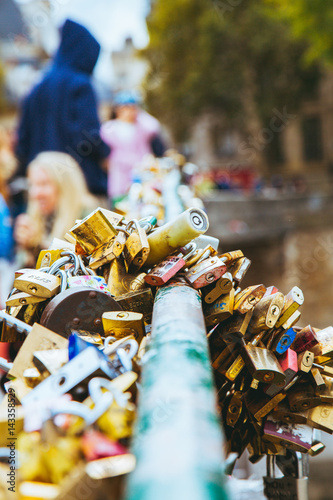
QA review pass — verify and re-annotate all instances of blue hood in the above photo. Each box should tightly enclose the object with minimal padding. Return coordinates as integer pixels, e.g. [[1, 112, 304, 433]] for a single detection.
[[53, 19, 100, 74]]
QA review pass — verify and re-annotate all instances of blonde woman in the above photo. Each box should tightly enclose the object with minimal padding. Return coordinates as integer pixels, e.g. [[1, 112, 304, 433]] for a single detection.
[[14, 152, 98, 266]]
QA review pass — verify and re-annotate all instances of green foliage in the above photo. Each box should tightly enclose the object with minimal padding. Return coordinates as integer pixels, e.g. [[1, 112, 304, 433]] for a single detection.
[[142, 0, 321, 142], [265, 0, 333, 66]]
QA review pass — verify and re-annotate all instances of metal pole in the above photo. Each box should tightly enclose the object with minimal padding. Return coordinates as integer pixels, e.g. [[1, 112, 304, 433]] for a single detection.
[[126, 282, 229, 500]]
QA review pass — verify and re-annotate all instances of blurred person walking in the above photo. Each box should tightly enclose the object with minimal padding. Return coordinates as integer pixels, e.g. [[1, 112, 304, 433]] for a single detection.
[[0, 126, 16, 309], [100, 91, 165, 205], [14, 152, 97, 267], [15, 19, 110, 197]]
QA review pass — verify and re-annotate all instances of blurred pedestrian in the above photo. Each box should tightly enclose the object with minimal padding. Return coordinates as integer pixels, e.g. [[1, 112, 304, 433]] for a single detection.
[[15, 19, 110, 197], [100, 90, 165, 205], [14, 152, 97, 267], [0, 126, 16, 309]]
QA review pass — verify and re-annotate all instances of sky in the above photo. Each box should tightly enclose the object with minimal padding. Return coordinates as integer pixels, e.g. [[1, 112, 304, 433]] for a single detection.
[[15, 0, 150, 50], [14, 0, 150, 83]]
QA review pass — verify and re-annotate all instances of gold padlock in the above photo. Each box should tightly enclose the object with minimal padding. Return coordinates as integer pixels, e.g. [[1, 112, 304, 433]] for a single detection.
[[69, 207, 123, 254], [102, 311, 145, 342], [247, 292, 284, 334], [6, 291, 47, 307], [123, 220, 150, 272], [234, 284, 266, 314], [107, 257, 147, 297], [89, 231, 127, 269], [14, 270, 61, 298], [36, 248, 64, 269], [114, 288, 154, 324], [242, 344, 285, 385], [275, 286, 304, 328], [204, 288, 235, 328]]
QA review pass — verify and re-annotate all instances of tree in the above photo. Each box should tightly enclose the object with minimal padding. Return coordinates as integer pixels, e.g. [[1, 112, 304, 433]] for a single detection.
[[265, 0, 333, 66], [142, 0, 320, 172]]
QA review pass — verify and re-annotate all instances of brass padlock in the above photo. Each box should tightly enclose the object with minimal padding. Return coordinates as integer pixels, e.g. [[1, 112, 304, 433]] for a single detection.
[[287, 385, 321, 412], [265, 348, 298, 397], [114, 288, 154, 324], [242, 344, 286, 385], [123, 220, 150, 272], [204, 288, 235, 328], [233, 284, 266, 314], [36, 248, 64, 269], [219, 309, 253, 343], [14, 270, 61, 298], [89, 230, 127, 269], [247, 292, 284, 334], [245, 390, 286, 421], [202, 272, 233, 304], [102, 311, 145, 342], [298, 350, 314, 372], [6, 291, 47, 307], [107, 257, 147, 297], [229, 256, 251, 285], [275, 286, 304, 328], [69, 207, 123, 254]]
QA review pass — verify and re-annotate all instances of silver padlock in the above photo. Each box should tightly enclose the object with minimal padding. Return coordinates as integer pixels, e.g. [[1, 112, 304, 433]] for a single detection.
[[264, 451, 309, 500]]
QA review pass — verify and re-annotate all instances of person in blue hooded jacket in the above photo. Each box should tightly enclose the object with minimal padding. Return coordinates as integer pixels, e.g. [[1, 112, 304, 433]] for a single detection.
[[15, 19, 110, 196]]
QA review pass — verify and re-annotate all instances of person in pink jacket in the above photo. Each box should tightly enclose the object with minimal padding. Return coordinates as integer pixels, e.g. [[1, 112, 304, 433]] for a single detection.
[[100, 91, 165, 204]]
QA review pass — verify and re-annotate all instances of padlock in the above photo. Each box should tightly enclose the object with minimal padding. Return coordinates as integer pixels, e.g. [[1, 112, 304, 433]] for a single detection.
[[144, 243, 196, 286], [287, 385, 322, 412], [219, 309, 253, 343], [67, 275, 111, 295], [298, 351, 314, 373], [89, 229, 128, 270], [265, 348, 298, 397], [107, 256, 147, 297], [271, 327, 297, 355], [309, 428, 326, 456], [14, 270, 61, 298], [123, 219, 150, 272], [224, 329, 267, 382], [219, 249, 244, 264], [114, 288, 154, 324], [185, 244, 217, 268], [314, 326, 333, 362], [307, 404, 333, 433], [275, 286, 304, 328], [229, 256, 251, 286], [245, 390, 286, 421], [6, 291, 47, 307], [247, 292, 284, 334], [233, 284, 266, 314], [69, 207, 123, 254], [263, 285, 279, 297], [102, 311, 145, 343], [33, 348, 68, 375], [36, 248, 65, 269], [204, 288, 235, 328], [21, 346, 121, 407], [226, 378, 245, 428], [310, 367, 326, 393], [185, 255, 227, 289], [292, 325, 320, 354], [145, 207, 209, 267], [263, 418, 313, 455], [40, 286, 122, 337], [242, 345, 286, 385], [202, 272, 233, 304]]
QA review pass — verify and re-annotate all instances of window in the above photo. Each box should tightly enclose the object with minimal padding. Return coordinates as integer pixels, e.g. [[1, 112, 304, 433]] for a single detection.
[[302, 116, 323, 161]]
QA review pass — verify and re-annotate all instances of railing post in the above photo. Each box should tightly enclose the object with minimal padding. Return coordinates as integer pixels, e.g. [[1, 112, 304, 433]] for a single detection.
[[126, 282, 229, 500]]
